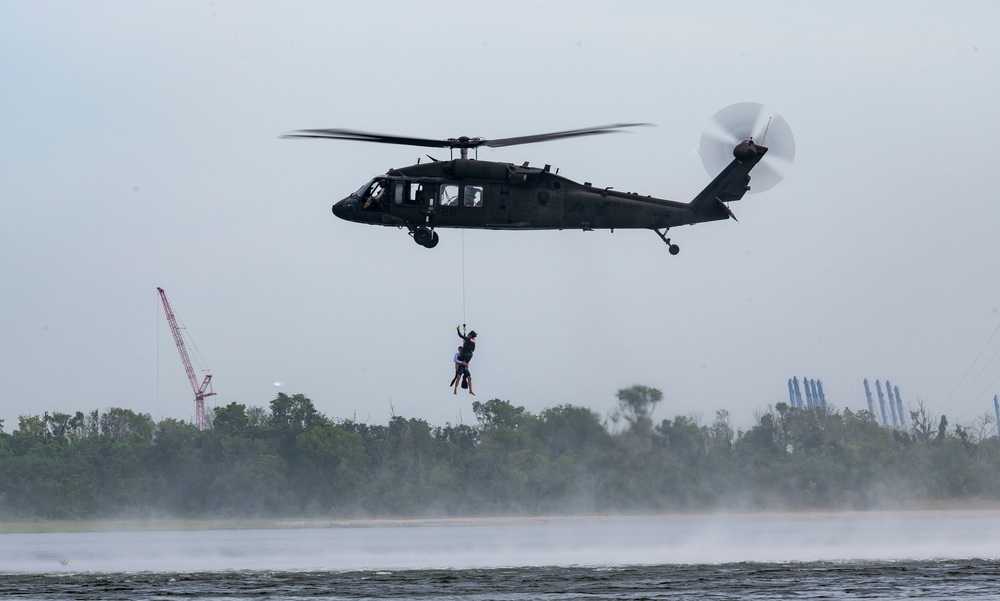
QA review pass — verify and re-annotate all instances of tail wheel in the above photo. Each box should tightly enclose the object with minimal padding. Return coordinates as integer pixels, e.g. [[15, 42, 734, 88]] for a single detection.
[[655, 229, 680, 256]]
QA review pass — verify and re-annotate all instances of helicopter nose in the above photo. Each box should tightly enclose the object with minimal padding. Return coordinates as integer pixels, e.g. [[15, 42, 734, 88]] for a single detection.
[[332, 197, 358, 220]]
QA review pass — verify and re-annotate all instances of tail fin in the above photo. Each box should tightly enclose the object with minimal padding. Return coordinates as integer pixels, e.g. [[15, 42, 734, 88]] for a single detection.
[[691, 142, 768, 216]]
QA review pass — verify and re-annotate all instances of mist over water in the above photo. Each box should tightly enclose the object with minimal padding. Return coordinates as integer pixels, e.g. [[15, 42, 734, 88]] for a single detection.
[[5, 511, 999, 574]]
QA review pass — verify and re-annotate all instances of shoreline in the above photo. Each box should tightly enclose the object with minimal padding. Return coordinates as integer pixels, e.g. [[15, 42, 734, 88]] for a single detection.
[[5, 501, 1000, 534]]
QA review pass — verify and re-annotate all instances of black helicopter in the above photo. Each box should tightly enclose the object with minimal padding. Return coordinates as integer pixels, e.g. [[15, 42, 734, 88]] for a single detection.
[[284, 103, 794, 254]]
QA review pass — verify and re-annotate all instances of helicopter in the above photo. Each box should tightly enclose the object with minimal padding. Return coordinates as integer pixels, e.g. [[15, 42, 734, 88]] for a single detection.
[[283, 103, 794, 254]]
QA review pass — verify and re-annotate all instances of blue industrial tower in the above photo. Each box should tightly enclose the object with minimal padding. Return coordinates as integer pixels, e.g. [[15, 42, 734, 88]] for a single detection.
[[886, 381, 899, 427], [875, 380, 889, 426], [864, 379, 876, 417]]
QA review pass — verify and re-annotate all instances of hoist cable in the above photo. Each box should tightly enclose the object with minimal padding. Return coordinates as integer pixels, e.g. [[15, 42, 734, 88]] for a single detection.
[[461, 229, 467, 326]]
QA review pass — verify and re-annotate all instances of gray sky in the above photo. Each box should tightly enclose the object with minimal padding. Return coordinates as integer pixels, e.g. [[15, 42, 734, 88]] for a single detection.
[[3, 1, 999, 435]]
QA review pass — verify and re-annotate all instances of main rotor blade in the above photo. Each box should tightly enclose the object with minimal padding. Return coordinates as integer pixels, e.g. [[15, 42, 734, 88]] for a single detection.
[[283, 123, 653, 151], [281, 128, 454, 149], [483, 123, 652, 148]]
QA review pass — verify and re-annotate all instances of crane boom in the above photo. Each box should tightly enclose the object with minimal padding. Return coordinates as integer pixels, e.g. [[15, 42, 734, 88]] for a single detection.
[[157, 287, 215, 430]]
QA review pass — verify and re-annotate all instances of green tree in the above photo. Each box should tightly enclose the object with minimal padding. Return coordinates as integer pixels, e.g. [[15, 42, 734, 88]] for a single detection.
[[535, 404, 610, 456], [270, 393, 323, 431], [294, 423, 365, 510], [99, 408, 155, 444], [657, 415, 707, 464], [472, 399, 527, 431], [212, 402, 250, 436], [612, 385, 663, 431]]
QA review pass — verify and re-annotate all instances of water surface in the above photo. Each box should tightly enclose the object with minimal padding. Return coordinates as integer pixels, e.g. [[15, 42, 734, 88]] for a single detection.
[[3, 511, 998, 599]]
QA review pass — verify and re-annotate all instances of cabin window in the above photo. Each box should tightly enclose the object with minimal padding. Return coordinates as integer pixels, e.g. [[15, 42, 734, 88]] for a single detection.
[[393, 182, 405, 205], [464, 185, 484, 207], [440, 184, 459, 207]]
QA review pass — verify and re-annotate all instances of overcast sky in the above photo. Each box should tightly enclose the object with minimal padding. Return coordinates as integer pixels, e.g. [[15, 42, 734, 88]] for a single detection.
[[3, 1, 999, 435]]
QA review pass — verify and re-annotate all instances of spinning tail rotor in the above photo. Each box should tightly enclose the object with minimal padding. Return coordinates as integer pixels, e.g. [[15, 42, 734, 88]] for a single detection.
[[699, 102, 795, 193]]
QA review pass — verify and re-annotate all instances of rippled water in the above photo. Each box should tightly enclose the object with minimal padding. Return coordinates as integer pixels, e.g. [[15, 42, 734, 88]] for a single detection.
[[4, 562, 1000, 600], [3, 512, 999, 599]]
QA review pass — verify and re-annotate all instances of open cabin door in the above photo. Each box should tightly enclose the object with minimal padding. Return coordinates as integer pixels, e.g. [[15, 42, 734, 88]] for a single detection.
[[388, 180, 436, 227]]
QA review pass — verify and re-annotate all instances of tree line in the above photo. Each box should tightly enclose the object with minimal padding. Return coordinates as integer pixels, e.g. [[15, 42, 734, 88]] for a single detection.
[[1, 386, 998, 520]]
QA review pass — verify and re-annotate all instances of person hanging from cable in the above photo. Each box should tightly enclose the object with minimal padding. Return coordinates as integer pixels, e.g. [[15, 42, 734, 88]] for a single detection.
[[455, 325, 476, 395], [450, 346, 464, 388], [451, 346, 472, 395]]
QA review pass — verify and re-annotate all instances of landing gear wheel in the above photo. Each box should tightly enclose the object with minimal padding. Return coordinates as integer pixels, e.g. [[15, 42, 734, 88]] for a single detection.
[[413, 227, 434, 247], [669, 244, 680, 255], [426, 231, 440, 248]]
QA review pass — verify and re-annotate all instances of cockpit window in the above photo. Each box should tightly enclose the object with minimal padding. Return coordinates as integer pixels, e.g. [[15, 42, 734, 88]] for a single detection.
[[361, 179, 388, 211], [354, 179, 374, 198]]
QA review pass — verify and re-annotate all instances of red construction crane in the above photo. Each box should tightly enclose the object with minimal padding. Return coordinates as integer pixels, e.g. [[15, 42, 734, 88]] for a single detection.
[[157, 287, 215, 430]]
